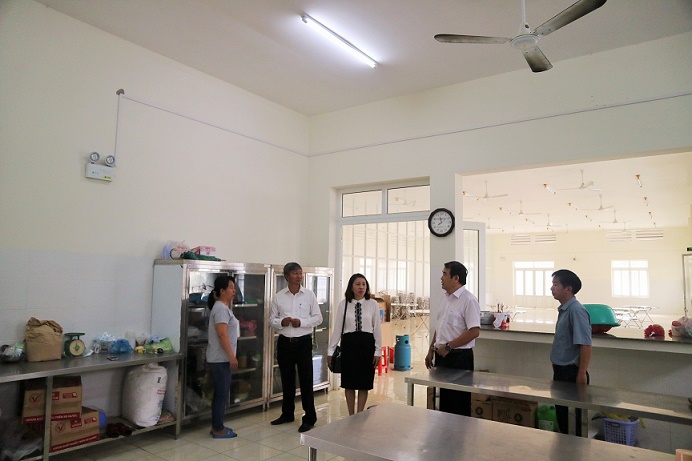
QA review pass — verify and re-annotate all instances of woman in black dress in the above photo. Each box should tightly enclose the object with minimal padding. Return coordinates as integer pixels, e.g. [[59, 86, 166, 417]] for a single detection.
[[328, 274, 382, 415]]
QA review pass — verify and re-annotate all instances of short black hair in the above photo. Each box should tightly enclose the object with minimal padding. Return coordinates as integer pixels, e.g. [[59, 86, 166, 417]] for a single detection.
[[444, 261, 468, 286], [552, 269, 582, 294], [283, 262, 302, 277]]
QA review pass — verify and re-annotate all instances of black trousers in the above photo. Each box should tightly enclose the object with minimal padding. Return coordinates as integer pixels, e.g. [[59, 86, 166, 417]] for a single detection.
[[435, 348, 474, 416], [277, 334, 316, 425], [552, 364, 590, 436]]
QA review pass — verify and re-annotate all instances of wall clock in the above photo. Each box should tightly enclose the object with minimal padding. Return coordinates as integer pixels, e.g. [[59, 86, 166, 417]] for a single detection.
[[428, 208, 455, 237]]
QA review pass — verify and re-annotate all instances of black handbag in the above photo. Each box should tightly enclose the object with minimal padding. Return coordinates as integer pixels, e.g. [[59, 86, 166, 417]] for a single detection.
[[329, 302, 349, 373]]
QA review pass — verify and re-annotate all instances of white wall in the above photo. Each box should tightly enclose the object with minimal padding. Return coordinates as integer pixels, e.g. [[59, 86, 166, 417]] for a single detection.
[[0, 0, 311, 344], [306, 32, 692, 305], [487, 227, 690, 316]]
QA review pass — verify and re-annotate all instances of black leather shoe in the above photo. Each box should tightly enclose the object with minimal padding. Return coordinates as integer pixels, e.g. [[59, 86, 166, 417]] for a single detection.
[[270, 415, 294, 425], [298, 423, 314, 432]]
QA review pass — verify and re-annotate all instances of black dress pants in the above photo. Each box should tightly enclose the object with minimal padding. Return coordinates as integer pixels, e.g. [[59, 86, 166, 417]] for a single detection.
[[435, 348, 474, 416], [277, 334, 316, 425], [552, 364, 590, 435]]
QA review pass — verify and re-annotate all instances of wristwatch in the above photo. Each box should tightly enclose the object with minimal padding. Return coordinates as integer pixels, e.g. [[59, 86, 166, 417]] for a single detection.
[[430, 344, 436, 352], [445, 342, 452, 352]]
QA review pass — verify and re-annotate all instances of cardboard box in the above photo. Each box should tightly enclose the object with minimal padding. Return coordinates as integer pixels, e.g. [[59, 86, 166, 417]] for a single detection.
[[191, 245, 216, 256], [50, 407, 99, 452], [471, 393, 493, 420], [372, 296, 390, 323], [427, 387, 436, 410], [492, 397, 537, 428], [22, 376, 82, 423]]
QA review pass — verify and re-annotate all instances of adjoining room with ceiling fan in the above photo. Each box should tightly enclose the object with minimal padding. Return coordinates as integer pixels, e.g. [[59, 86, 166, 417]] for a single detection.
[[461, 151, 691, 319]]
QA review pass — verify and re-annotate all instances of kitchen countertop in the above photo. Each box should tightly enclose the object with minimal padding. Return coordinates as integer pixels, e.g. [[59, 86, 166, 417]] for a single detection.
[[478, 322, 692, 353]]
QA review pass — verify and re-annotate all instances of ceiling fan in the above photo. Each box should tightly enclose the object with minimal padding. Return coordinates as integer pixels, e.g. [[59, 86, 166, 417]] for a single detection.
[[581, 194, 614, 212], [542, 214, 563, 230], [434, 0, 607, 72], [556, 169, 601, 192], [463, 180, 508, 201], [601, 210, 631, 225], [500, 200, 540, 216]]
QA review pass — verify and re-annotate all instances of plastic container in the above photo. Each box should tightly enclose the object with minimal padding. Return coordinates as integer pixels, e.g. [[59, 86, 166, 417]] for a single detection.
[[393, 335, 411, 371], [536, 405, 558, 432], [603, 417, 639, 446]]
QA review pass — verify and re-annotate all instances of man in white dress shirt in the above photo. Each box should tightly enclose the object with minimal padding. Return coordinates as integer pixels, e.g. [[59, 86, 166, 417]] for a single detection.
[[425, 261, 481, 416], [269, 262, 323, 432]]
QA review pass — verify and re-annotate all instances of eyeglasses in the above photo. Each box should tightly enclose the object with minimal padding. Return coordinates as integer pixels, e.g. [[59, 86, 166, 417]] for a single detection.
[[355, 302, 362, 332]]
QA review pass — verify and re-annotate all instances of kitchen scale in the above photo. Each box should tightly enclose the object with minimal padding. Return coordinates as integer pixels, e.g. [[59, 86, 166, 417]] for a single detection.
[[64, 332, 86, 357]]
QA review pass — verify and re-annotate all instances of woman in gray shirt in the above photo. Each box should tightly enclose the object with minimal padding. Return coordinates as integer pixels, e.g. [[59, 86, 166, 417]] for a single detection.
[[206, 275, 240, 438]]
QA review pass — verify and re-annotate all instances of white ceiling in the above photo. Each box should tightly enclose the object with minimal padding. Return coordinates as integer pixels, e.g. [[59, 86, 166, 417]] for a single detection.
[[37, 0, 692, 116], [461, 152, 692, 233], [34, 0, 692, 233]]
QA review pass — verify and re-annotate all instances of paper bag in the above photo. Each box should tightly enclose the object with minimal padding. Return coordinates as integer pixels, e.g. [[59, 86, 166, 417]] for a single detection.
[[25, 317, 63, 361]]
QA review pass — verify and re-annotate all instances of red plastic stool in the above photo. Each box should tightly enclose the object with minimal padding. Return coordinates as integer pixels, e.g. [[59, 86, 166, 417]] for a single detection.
[[377, 347, 389, 375]]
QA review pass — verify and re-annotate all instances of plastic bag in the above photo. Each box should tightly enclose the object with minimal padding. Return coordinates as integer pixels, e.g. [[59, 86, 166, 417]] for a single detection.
[[108, 338, 134, 354], [0, 418, 43, 461], [671, 317, 692, 337], [144, 337, 174, 353]]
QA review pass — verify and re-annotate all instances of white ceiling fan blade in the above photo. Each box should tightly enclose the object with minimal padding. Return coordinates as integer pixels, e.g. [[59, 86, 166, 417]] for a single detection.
[[435, 34, 510, 44], [486, 193, 509, 199], [522, 46, 553, 72], [534, 0, 608, 37]]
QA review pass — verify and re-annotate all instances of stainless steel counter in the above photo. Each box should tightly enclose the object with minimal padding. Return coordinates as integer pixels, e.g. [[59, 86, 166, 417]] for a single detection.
[[0, 352, 183, 383], [0, 352, 183, 460], [300, 403, 674, 461], [406, 368, 692, 427], [479, 324, 692, 354]]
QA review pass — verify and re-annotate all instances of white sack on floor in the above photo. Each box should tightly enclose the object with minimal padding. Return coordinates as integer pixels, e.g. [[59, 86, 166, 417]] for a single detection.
[[121, 363, 167, 427]]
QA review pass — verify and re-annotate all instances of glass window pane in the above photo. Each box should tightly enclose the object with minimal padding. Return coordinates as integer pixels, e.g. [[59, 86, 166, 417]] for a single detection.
[[525, 272, 534, 296], [342, 190, 382, 217], [516, 271, 524, 295], [387, 185, 430, 214]]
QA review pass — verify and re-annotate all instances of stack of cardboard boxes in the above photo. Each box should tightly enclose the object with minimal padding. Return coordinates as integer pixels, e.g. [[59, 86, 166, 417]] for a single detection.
[[471, 393, 538, 428], [22, 376, 100, 452]]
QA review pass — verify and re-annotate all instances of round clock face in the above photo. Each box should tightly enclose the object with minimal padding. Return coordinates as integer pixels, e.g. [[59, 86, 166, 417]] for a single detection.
[[428, 208, 455, 237]]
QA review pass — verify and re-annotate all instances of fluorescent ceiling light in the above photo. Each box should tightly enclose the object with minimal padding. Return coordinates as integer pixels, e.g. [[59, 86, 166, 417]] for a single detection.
[[301, 14, 378, 68]]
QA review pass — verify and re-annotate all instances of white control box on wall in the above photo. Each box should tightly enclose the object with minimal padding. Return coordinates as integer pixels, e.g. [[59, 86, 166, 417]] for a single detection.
[[85, 163, 115, 181]]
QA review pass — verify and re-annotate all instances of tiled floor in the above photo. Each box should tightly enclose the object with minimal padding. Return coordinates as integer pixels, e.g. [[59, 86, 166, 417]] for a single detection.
[[52, 319, 430, 461]]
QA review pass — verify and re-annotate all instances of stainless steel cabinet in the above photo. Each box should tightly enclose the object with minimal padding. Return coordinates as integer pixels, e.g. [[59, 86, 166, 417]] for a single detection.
[[152, 260, 270, 420], [151, 260, 334, 418], [684, 253, 692, 317], [269, 266, 333, 403]]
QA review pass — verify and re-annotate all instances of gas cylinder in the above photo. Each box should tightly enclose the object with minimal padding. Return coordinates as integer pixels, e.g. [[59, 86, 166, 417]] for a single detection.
[[393, 334, 412, 371]]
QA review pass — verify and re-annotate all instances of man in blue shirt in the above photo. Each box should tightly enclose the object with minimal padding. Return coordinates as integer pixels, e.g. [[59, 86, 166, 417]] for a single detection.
[[550, 269, 591, 435]]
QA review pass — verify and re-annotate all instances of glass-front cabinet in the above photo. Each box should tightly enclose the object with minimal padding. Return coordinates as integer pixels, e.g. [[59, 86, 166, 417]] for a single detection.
[[152, 260, 270, 420], [269, 266, 333, 402], [684, 253, 692, 317]]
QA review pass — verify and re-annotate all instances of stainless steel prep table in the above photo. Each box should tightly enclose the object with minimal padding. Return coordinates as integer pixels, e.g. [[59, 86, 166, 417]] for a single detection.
[[406, 368, 692, 435], [300, 403, 674, 461], [0, 352, 184, 460]]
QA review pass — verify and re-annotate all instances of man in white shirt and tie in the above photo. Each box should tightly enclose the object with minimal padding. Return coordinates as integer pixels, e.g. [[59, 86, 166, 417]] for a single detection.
[[425, 261, 481, 416]]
